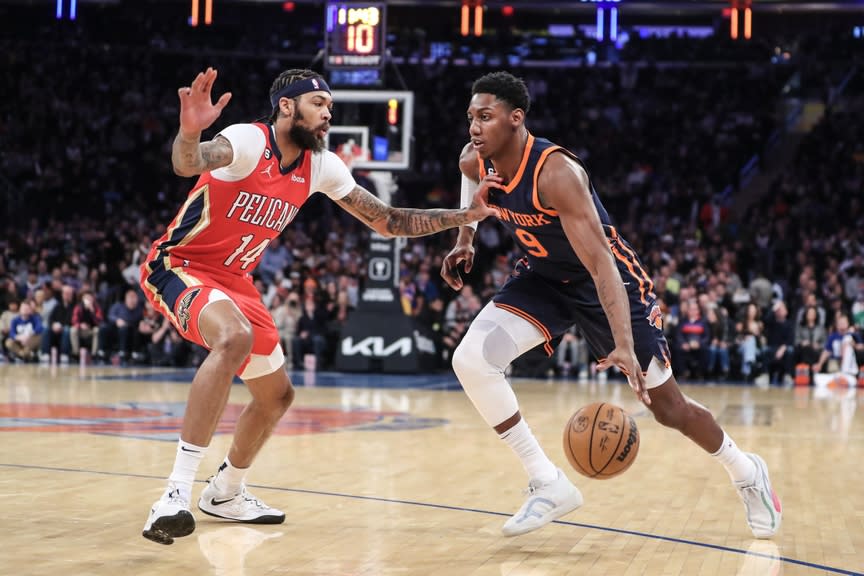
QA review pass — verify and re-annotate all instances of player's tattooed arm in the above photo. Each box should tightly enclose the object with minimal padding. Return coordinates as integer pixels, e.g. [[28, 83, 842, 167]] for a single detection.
[[171, 134, 234, 177], [335, 184, 497, 238]]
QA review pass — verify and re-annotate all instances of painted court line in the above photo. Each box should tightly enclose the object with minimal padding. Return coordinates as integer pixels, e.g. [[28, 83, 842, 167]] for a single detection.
[[1, 462, 861, 575]]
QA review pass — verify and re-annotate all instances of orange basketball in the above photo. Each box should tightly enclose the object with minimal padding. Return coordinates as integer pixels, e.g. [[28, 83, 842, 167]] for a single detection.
[[563, 402, 639, 479]]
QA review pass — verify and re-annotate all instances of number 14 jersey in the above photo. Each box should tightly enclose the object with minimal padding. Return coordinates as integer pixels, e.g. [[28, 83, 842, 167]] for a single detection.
[[148, 122, 355, 274]]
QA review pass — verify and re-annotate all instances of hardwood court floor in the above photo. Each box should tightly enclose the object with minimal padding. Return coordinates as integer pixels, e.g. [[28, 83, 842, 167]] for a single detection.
[[0, 364, 862, 576]]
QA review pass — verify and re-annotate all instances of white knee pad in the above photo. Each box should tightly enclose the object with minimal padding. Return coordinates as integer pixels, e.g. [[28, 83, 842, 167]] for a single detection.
[[197, 288, 233, 349], [240, 343, 285, 381], [645, 356, 674, 389], [452, 320, 519, 378], [452, 303, 546, 427]]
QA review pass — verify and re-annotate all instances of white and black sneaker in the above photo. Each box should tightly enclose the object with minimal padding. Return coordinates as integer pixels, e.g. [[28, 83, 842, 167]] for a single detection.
[[198, 477, 285, 524], [142, 484, 195, 545]]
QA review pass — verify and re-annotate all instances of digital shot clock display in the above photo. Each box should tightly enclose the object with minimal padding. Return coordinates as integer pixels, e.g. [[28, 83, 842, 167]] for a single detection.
[[325, 2, 386, 70]]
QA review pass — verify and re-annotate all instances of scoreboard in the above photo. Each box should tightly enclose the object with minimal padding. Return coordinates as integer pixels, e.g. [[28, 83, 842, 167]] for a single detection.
[[325, 2, 386, 70]]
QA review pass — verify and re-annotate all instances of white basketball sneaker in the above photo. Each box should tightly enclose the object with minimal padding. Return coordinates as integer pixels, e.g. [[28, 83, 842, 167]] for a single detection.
[[735, 453, 782, 538], [198, 477, 286, 524], [501, 468, 584, 537], [142, 483, 195, 545]]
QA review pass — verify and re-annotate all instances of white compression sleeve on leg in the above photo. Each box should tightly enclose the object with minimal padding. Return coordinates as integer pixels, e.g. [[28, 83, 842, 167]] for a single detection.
[[460, 174, 479, 231], [452, 302, 558, 482], [451, 302, 545, 427]]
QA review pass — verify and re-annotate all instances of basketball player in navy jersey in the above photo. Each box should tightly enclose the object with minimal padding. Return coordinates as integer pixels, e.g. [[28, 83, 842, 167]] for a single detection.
[[441, 72, 782, 538]]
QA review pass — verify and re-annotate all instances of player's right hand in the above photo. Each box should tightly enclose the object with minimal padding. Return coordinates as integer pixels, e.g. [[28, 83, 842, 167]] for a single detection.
[[441, 242, 475, 291], [177, 67, 232, 138], [597, 347, 651, 405]]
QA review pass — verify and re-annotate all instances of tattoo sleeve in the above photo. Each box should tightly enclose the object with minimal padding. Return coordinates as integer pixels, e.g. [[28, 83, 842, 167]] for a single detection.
[[384, 207, 478, 237], [171, 134, 232, 176], [337, 186, 477, 238]]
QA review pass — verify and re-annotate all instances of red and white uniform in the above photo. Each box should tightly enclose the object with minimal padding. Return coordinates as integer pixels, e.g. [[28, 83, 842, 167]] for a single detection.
[[140, 122, 355, 378]]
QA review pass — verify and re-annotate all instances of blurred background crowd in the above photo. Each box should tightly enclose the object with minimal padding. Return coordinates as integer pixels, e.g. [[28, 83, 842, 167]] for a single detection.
[[1, 1, 862, 385]]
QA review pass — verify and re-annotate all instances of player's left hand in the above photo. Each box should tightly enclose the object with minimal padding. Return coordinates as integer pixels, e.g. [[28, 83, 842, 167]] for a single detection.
[[597, 347, 651, 405]]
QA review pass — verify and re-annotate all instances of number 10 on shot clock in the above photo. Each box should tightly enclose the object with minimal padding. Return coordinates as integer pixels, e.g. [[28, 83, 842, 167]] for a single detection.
[[325, 2, 386, 70]]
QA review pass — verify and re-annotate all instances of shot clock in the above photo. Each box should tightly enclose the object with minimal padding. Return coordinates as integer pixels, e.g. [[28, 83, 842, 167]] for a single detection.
[[325, 2, 387, 70]]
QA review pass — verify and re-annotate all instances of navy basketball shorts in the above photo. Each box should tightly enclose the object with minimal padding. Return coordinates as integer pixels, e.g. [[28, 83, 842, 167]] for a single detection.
[[491, 262, 671, 373]]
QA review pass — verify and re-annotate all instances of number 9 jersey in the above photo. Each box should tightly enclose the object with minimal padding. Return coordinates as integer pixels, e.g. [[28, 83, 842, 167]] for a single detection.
[[480, 134, 671, 374]]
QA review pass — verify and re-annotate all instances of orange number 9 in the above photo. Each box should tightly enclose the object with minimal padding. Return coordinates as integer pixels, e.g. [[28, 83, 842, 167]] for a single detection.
[[515, 229, 549, 258]]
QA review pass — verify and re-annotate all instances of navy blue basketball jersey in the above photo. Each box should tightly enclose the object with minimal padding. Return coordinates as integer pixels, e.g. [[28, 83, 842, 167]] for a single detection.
[[480, 134, 668, 366], [479, 133, 655, 306]]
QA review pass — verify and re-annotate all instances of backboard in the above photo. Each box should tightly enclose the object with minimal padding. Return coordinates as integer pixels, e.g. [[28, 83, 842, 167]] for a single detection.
[[326, 90, 413, 171]]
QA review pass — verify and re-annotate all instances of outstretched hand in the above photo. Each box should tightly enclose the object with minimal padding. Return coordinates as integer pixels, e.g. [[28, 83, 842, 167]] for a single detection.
[[597, 347, 651, 405], [177, 67, 232, 139], [466, 173, 503, 223]]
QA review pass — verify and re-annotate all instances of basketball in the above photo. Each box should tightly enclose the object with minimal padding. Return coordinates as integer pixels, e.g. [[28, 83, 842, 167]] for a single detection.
[[563, 402, 639, 479]]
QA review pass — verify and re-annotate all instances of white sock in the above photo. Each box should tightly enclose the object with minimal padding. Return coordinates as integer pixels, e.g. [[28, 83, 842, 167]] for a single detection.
[[167, 439, 208, 502], [500, 419, 558, 484], [213, 457, 248, 495], [711, 431, 756, 484]]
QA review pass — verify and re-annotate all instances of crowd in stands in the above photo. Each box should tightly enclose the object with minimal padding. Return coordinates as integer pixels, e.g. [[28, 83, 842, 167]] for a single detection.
[[1, 5, 862, 385]]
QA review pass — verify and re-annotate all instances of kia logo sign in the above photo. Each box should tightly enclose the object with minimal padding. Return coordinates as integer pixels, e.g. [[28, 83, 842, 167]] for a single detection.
[[341, 336, 412, 357]]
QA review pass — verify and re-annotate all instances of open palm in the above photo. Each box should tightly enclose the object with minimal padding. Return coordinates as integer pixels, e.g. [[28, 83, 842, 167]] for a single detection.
[[178, 67, 232, 137]]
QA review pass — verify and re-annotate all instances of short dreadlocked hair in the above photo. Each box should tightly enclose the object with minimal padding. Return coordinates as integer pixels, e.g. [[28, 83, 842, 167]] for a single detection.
[[471, 71, 531, 114], [268, 68, 327, 122]]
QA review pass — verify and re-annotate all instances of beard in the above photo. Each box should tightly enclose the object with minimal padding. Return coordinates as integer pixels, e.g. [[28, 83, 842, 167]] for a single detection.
[[290, 108, 326, 152]]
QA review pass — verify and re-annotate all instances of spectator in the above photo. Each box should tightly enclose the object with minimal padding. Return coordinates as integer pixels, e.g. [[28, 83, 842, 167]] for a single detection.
[[763, 301, 795, 386], [414, 264, 441, 305], [556, 326, 589, 379], [258, 237, 292, 286], [795, 292, 827, 328], [444, 284, 482, 331], [137, 302, 163, 364], [325, 285, 350, 366], [270, 291, 302, 369], [794, 305, 826, 372], [71, 290, 104, 359], [4, 300, 44, 362], [293, 292, 329, 371], [677, 300, 711, 380], [852, 290, 864, 331], [0, 300, 20, 359], [814, 313, 863, 375], [705, 303, 732, 381], [101, 289, 144, 362], [149, 316, 194, 367], [736, 302, 766, 383], [40, 284, 76, 363], [32, 288, 50, 324]]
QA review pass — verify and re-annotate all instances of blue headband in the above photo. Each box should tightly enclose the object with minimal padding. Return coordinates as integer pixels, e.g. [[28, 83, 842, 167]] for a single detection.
[[269, 77, 331, 108]]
